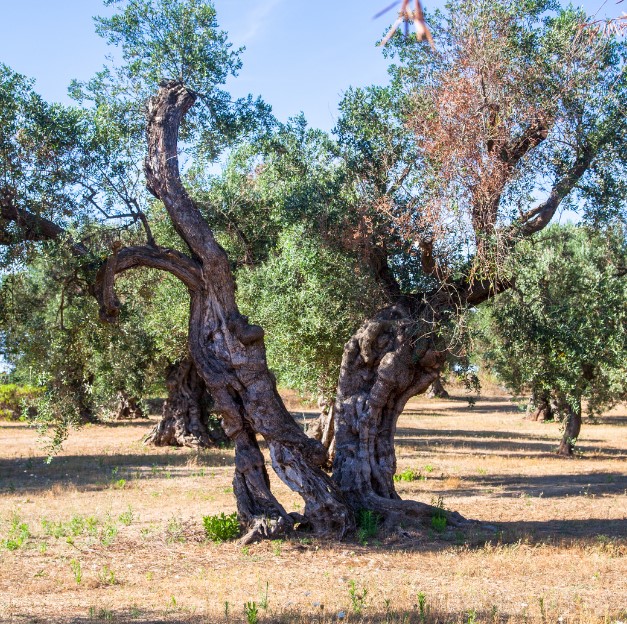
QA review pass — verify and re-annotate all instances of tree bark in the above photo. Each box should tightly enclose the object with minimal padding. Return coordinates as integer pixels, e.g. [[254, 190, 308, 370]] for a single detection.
[[332, 303, 467, 528], [427, 376, 449, 399], [111, 81, 353, 541], [144, 358, 228, 447], [307, 398, 335, 470], [557, 397, 582, 457], [114, 391, 145, 420], [527, 389, 553, 422]]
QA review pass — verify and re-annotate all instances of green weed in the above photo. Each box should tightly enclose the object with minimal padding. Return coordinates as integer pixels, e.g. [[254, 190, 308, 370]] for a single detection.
[[2, 514, 30, 550], [202, 512, 240, 542], [356, 509, 381, 545]]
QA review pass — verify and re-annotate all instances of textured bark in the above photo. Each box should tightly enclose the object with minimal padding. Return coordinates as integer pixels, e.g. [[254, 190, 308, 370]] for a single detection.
[[332, 303, 467, 528], [427, 376, 449, 399], [114, 391, 145, 420], [144, 359, 227, 447], [557, 398, 582, 457], [109, 81, 353, 541], [527, 390, 553, 422], [307, 399, 336, 470]]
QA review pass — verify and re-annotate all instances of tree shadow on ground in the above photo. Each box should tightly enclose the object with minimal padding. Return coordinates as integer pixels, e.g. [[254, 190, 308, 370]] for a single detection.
[[394, 429, 626, 459], [422, 470, 627, 498], [0, 448, 235, 495], [496, 517, 627, 540]]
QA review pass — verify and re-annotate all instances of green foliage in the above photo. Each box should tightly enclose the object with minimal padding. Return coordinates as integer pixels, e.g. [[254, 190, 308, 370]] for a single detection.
[[431, 497, 447, 533], [348, 579, 368, 615], [2, 514, 30, 550], [238, 225, 380, 399], [202, 512, 240, 542], [70, 558, 83, 584], [475, 225, 627, 418], [355, 509, 381, 544], [394, 468, 423, 482], [73, 0, 272, 162], [244, 601, 258, 624], [0, 384, 42, 420]]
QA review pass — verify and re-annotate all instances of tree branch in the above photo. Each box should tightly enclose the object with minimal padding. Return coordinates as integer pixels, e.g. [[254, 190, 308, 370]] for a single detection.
[[515, 147, 595, 237], [0, 187, 88, 255], [93, 244, 202, 322], [144, 81, 229, 272]]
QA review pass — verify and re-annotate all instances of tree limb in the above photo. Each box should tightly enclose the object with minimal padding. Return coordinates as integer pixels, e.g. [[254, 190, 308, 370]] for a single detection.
[[93, 244, 202, 322]]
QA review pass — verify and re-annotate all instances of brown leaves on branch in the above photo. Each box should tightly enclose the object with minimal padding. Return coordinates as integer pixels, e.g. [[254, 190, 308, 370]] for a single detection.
[[377, 0, 435, 49]]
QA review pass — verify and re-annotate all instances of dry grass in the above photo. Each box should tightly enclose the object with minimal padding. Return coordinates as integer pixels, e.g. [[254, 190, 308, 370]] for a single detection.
[[0, 392, 625, 624]]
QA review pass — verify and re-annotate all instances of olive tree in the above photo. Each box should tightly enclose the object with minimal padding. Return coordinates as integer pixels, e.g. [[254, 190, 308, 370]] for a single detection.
[[474, 225, 627, 455]]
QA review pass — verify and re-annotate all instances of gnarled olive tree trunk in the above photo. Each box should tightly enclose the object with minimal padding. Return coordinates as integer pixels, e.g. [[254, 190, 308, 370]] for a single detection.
[[557, 397, 582, 456], [527, 390, 554, 422], [332, 303, 467, 528], [114, 391, 145, 420], [427, 376, 449, 399], [98, 81, 353, 542], [307, 398, 335, 470], [144, 358, 227, 447]]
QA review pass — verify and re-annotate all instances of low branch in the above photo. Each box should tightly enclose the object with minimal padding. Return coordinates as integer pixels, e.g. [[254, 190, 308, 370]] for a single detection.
[[94, 244, 202, 322]]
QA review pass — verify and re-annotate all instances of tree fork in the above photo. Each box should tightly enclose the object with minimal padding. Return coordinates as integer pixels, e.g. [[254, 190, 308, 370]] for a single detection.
[[139, 81, 353, 539]]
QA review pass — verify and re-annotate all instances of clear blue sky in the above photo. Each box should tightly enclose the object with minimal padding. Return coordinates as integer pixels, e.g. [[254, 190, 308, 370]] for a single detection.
[[0, 0, 616, 132]]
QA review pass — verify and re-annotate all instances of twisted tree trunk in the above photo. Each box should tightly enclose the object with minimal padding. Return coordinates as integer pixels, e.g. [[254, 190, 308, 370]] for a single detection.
[[144, 358, 227, 447], [307, 398, 335, 470], [96, 81, 352, 541], [557, 397, 582, 456], [527, 390, 553, 422], [114, 391, 145, 420], [332, 303, 467, 528], [427, 376, 449, 399]]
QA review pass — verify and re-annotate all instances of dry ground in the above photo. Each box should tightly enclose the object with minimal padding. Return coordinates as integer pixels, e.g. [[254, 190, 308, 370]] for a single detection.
[[0, 392, 625, 624]]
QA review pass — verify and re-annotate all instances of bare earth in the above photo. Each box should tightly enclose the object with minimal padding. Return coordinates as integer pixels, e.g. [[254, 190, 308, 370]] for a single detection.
[[0, 392, 625, 623]]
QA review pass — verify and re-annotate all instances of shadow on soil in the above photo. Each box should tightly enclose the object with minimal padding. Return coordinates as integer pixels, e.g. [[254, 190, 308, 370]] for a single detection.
[[424, 470, 627, 498], [0, 447, 235, 495]]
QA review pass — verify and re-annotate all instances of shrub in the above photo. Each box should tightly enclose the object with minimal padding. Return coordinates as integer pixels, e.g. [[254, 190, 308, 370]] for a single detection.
[[394, 468, 423, 482], [202, 512, 240, 542], [0, 384, 43, 420]]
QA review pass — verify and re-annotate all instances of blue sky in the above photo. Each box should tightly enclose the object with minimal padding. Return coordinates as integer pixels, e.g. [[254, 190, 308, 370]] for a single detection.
[[0, 0, 617, 132]]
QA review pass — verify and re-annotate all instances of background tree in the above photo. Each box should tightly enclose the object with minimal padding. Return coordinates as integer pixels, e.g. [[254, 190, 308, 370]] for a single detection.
[[473, 224, 627, 455]]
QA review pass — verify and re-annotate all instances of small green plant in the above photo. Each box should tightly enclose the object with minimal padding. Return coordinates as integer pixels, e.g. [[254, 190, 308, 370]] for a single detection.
[[98, 565, 116, 585], [166, 516, 186, 544], [224, 601, 230, 621], [431, 496, 447, 533], [2, 514, 30, 550], [69, 515, 85, 536], [466, 608, 477, 624], [272, 539, 283, 556], [244, 601, 259, 624], [118, 506, 134, 526], [202, 512, 240, 542], [70, 558, 82, 584], [417, 592, 427, 623], [259, 581, 269, 610], [356, 509, 381, 545], [348, 579, 368, 615], [100, 516, 118, 547], [394, 468, 423, 482]]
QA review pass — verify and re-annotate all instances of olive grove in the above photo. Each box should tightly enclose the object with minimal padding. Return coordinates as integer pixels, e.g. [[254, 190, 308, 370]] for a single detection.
[[1, 0, 626, 539]]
